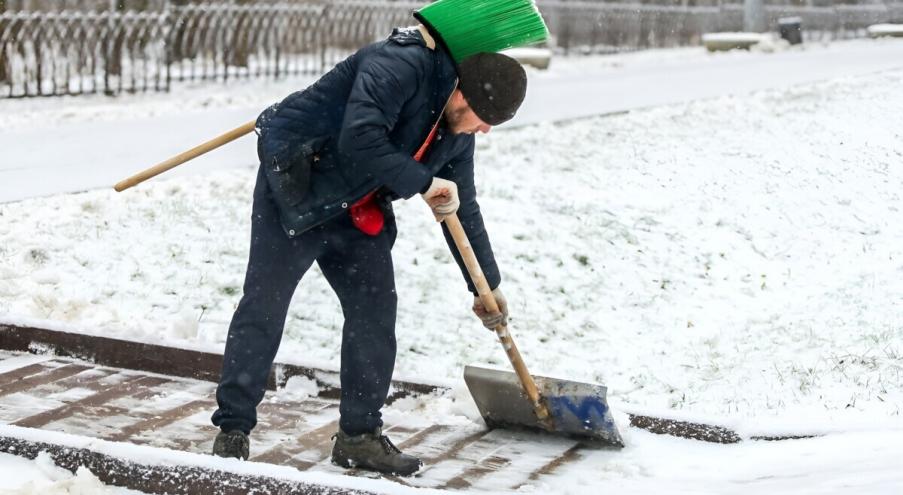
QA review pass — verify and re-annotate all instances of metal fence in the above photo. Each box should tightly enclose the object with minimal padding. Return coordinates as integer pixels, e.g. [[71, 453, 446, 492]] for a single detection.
[[541, 1, 903, 53], [0, 1, 420, 97], [1, 0, 901, 98]]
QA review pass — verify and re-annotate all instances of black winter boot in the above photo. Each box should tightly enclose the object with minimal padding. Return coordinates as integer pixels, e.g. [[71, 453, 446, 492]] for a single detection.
[[331, 428, 422, 476], [212, 430, 250, 460]]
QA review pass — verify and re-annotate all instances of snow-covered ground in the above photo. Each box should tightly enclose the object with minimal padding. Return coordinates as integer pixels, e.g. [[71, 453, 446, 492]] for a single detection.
[[1, 38, 902, 493], [0, 452, 142, 494], [1, 37, 902, 203], [0, 421, 900, 495]]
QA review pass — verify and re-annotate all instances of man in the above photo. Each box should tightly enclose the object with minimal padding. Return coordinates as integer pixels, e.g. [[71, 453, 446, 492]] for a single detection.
[[210, 24, 526, 476]]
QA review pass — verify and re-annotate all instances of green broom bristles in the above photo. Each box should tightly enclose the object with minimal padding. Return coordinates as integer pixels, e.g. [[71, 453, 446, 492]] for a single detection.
[[414, 0, 549, 63]]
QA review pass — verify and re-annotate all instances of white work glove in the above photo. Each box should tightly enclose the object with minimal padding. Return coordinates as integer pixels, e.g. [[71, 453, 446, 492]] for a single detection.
[[472, 288, 508, 330], [420, 177, 459, 222]]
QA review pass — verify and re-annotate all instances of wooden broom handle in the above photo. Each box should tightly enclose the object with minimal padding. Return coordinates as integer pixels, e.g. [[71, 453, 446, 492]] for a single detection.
[[114, 120, 257, 192], [444, 214, 551, 420]]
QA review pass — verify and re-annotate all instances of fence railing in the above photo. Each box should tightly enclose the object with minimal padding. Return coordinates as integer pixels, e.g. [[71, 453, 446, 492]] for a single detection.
[[1, 1, 901, 98], [541, 1, 903, 53], [0, 1, 420, 97], [166, 2, 418, 83]]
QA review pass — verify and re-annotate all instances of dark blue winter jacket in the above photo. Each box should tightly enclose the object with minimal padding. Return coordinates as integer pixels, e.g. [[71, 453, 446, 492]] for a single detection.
[[255, 27, 500, 293]]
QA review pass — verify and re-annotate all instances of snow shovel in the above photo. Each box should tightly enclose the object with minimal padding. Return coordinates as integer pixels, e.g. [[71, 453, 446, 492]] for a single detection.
[[444, 214, 623, 447]]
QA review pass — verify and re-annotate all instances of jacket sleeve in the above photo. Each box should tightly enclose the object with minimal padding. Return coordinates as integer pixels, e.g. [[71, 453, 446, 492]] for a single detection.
[[336, 45, 434, 199], [437, 137, 502, 294]]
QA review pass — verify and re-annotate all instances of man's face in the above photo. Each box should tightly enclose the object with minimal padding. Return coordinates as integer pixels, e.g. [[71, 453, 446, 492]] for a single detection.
[[446, 90, 492, 135]]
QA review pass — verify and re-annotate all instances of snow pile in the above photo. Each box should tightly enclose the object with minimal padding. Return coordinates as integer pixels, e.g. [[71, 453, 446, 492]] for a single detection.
[[867, 24, 903, 38], [275, 375, 320, 401], [0, 452, 140, 494], [1, 66, 902, 432], [387, 383, 484, 425], [701, 32, 770, 44]]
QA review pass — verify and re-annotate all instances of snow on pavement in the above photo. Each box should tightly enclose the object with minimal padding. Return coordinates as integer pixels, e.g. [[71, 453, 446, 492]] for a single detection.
[[552, 427, 903, 494], [1, 415, 901, 494]]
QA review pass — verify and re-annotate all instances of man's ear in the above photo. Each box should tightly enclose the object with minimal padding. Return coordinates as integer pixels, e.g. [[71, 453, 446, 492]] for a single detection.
[[450, 88, 468, 109]]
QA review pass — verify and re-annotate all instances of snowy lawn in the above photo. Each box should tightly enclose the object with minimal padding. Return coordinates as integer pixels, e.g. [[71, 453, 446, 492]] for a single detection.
[[1, 66, 902, 439], [3, 37, 903, 203]]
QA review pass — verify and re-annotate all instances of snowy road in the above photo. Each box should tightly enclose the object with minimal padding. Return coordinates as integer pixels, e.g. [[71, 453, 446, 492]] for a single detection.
[[1, 38, 902, 203]]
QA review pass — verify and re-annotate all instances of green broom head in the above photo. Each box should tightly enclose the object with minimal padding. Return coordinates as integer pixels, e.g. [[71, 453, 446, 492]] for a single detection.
[[414, 0, 549, 63]]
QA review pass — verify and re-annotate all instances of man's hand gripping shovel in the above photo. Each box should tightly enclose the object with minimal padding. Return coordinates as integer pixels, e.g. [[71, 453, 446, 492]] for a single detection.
[[438, 211, 623, 446]]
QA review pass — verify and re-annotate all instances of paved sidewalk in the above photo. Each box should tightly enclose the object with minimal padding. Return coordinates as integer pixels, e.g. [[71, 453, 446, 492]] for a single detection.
[[0, 348, 598, 492]]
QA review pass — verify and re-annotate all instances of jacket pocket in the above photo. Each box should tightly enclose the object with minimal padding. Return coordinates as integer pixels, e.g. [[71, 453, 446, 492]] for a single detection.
[[264, 137, 327, 206]]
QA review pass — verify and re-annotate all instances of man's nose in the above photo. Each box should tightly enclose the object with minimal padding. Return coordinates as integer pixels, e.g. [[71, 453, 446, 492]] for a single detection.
[[478, 123, 492, 134]]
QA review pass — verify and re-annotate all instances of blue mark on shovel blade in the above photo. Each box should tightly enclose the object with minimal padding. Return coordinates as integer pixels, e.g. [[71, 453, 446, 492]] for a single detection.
[[547, 394, 618, 437]]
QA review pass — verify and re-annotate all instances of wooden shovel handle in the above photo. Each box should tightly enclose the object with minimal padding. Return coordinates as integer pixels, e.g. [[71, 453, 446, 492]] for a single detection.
[[114, 120, 257, 192], [443, 214, 551, 420]]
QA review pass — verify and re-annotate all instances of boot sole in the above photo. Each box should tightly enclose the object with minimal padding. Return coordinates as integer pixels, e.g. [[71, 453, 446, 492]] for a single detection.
[[331, 454, 420, 477]]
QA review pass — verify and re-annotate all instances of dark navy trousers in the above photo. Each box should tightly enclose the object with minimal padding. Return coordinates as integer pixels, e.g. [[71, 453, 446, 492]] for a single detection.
[[212, 167, 398, 436]]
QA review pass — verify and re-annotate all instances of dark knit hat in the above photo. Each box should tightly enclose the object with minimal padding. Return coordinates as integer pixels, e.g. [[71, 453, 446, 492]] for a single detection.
[[457, 52, 527, 126]]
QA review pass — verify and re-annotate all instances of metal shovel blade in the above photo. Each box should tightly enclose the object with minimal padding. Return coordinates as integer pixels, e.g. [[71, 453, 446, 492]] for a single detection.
[[464, 365, 623, 447]]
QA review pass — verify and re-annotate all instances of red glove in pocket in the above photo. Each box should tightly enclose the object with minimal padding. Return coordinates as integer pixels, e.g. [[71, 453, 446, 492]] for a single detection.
[[349, 191, 384, 236]]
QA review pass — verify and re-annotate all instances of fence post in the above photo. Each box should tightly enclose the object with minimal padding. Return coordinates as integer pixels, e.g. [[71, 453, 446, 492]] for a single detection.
[[103, 5, 120, 95], [273, 9, 281, 79], [743, 0, 767, 32], [163, 3, 171, 92], [0, 10, 6, 85], [34, 16, 43, 95], [558, 6, 571, 55], [319, 3, 329, 73], [231, 0, 251, 72], [0, 0, 6, 84]]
